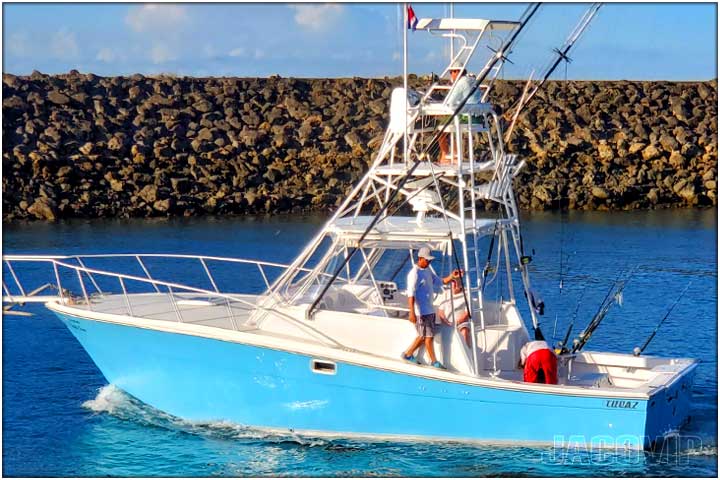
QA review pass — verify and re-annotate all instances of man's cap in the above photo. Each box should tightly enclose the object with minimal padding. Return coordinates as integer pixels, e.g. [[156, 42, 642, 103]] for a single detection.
[[418, 246, 435, 260], [449, 60, 464, 70]]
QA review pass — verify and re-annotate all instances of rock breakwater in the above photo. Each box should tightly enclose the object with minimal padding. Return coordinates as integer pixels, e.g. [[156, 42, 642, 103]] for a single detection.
[[2, 72, 716, 221]]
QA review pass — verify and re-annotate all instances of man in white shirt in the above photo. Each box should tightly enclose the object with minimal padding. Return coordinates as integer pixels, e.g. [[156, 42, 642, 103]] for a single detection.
[[437, 62, 483, 164], [401, 246, 461, 369], [519, 339, 558, 384], [445, 68, 482, 108]]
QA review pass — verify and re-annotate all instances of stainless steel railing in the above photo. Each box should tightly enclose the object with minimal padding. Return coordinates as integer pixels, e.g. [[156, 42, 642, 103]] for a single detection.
[[2, 254, 349, 348]]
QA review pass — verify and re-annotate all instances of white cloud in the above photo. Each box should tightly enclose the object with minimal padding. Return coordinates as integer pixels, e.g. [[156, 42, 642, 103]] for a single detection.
[[150, 44, 177, 64], [96, 48, 117, 63], [290, 4, 344, 32], [228, 47, 246, 58], [126, 4, 188, 33], [51, 29, 80, 59], [254, 48, 265, 59], [284, 400, 328, 410], [6, 32, 31, 57]]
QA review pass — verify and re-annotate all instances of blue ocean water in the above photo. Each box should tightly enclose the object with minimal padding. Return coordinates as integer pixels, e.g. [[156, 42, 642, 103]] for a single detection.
[[2, 210, 717, 477]]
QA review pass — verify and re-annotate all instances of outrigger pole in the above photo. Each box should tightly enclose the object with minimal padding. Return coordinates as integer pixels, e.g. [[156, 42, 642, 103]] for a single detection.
[[307, 3, 542, 319], [504, 2, 602, 141], [403, 3, 409, 165]]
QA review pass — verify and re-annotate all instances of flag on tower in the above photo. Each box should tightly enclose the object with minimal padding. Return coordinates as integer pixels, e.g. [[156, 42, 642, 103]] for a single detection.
[[407, 5, 418, 31]]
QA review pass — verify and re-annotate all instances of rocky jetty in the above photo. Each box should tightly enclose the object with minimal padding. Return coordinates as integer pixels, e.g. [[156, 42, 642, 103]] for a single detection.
[[2, 71, 717, 221]]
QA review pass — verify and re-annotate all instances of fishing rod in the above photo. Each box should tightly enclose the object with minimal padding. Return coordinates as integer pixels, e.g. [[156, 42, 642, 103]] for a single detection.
[[555, 286, 586, 354], [480, 220, 499, 292], [633, 281, 692, 356], [504, 2, 602, 142], [571, 268, 633, 354], [552, 185, 566, 344], [307, 3, 542, 319]]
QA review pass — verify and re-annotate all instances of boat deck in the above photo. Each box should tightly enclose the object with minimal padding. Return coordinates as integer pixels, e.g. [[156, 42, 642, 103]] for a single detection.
[[69, 292, 254, 331], [58, 292, 696, 398]]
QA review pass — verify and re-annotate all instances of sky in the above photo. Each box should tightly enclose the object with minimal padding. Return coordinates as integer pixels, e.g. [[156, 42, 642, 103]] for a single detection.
[[2, 2, 717, 80]]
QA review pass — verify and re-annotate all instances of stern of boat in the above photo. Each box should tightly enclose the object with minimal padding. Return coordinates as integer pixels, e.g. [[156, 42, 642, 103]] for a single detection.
[[643, 358, 698, 449]]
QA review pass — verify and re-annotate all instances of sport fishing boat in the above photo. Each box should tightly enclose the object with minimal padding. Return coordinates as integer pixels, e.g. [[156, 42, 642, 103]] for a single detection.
[[3, 4, 697, 450]]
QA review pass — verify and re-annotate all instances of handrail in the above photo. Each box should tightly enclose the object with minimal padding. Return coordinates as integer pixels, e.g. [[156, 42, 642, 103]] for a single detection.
[[3, 256, 348, 350], [47, 258, 268, 310], [2, 254, 338, 289], [3, 253, 300, 271]]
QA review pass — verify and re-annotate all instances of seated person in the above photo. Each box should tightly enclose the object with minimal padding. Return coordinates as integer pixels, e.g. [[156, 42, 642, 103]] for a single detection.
[[437, 279, 471, 347], [445, 66, 482, 109], [519, 339, 558, 385], [437, 62, 483, 164]]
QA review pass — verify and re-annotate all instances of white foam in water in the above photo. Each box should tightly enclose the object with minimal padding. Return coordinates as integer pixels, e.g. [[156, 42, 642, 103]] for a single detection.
[[685, 445, 718, 457], [183, 419, 328, 446], [82, 384, 129, 414], [82, 385, 329, 447]]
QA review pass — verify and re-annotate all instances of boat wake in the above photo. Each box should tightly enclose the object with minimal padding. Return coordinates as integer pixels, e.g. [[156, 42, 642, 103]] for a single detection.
[[82, 384, 331, 447], [683, 445, 718, 457], [83, 385, 717, 461]]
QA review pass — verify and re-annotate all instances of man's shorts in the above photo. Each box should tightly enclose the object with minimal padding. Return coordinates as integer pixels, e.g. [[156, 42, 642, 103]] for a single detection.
[[416, 313, 437, 338]]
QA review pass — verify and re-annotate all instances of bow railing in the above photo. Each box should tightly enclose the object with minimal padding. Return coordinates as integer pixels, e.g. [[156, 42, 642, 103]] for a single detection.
[[2, 254, 306, 327]]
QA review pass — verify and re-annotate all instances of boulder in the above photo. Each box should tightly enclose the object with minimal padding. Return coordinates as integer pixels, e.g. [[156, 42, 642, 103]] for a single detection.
[[170, 177, 191, 194], [647, 188, 659, 204], [27, 197, 57, 221], [47, 91, 70, 105], [194, 99, 213, 113], [344, 131, 362, 148], [71, 92, 89, 105], [591, 187, 609, 200], [107, 136, 125, 151], [628, 142, 646, 155], [138, 184, 158, 203], [57, 166, 73, 178], [678, 185, 697, 204], [532, 185, 551, 203], [597, 142, 614, 163], [672, 179, 688, 194], [79, 142, 94, 155], [659, 134, 679, 152], [153, 199, 171, 212], [3, 95, 27, 110], [641, 144, 661, 161], [668, 150, 685, 168], [196, 127, 214, 142], [109, 178, 124, 192]]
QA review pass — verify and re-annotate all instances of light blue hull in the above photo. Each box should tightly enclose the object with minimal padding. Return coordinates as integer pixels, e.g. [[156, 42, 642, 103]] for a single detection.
[[57, 313, 693, 450]]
